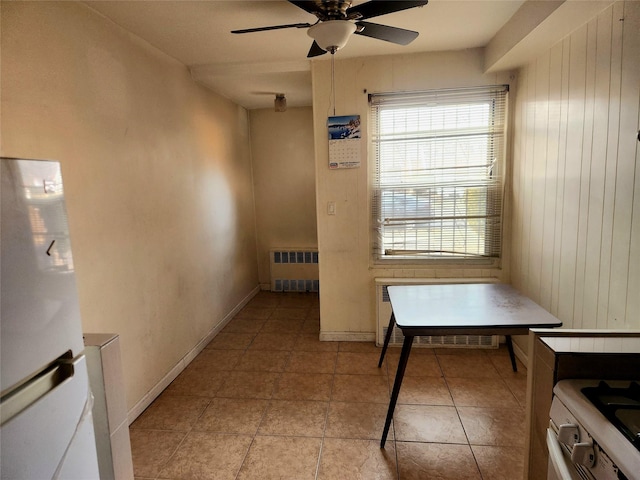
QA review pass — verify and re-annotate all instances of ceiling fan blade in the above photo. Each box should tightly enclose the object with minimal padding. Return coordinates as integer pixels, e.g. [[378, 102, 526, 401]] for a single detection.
[[307, 41, 327, 58], [231, 22, 312, 34], [348, 1, 428, 20], [288, 1, 325, 17], [355, 21, 419, 45]]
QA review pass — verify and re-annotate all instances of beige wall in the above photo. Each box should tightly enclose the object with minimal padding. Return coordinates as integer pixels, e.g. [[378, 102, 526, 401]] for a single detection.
[[249, 107, 317, 288], [1, 2, 259, 412], [310, 50, 513, 338], [510, 1, 639, 345]]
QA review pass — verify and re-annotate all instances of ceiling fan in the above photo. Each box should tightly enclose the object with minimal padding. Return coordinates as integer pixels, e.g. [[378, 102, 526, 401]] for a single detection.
[[231, 0, 429, 58]]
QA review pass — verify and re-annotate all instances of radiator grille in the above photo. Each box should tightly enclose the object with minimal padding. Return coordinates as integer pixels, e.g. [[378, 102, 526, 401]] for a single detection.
[[270, 249, 319, 292], [382, 326, 497, 348], [274, 279, 320, 293]]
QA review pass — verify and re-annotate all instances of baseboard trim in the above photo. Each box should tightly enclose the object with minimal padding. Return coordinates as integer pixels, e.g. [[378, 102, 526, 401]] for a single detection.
[[319, 332, 376, 342], [127, 284, 260, 424]]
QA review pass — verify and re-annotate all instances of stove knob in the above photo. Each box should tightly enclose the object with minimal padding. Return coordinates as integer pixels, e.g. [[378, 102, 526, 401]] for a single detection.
[[558, 424, 579, 445], [571, 442, 595, 468]]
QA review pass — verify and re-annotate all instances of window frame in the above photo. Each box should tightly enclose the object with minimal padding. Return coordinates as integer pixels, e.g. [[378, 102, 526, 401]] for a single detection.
[[369, 85, 508, 266]]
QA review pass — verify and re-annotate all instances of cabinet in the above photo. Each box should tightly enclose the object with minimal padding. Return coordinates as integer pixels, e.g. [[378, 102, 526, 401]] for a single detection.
[[84, 334, 134, 480], [524, 329, 640, 480]]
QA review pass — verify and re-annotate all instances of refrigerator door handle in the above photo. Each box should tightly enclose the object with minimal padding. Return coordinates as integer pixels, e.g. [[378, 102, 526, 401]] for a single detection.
[[0, 352, 78, 426]]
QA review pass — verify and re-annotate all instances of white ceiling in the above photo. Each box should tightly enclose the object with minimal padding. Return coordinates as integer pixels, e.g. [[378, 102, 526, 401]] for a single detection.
[[86, 0, 528, 109]]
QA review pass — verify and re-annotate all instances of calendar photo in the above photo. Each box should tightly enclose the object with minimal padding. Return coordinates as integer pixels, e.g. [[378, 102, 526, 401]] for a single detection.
[[327, 115, 361, 169]]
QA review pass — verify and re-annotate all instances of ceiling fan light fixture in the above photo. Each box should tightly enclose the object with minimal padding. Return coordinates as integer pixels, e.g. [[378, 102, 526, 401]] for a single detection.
[[307, 20, 356, 53], [274, 93, 287, 112]]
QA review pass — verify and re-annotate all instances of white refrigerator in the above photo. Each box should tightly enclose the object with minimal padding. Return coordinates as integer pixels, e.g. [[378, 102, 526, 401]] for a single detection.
[[1, 158, 100, 479]]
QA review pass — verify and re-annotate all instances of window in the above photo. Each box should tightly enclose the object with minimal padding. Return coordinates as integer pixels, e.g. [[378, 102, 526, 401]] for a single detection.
[[370, 85, 507, 263]]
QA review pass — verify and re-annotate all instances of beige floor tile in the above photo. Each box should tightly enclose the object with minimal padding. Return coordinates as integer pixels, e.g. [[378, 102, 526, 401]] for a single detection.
[[272, 372, 334, 401], [221, 317, 267, 334], [338, 341, 380, 353], [195, 398, 269, 435], [318, 438, 397, 480], [206, 332, 255, 350], [278, 292, 320, 308], [248, 332, 299, 351], [286, 351, 337, 373], [458, 406, 526, 446], [234, 350, 290, 372], [484, 345, 512, 356], [446, 377, 520, 407], [260, 316, 305, 334], [130, 293, 534, 479], [393, 405, 467, 443], [335, 352, 388, 376], [164, 369, 226, 397], [246, 292, 282, 308], [294, 334, 340, 352], [233, 305, 274, 320], [438, 354, 501, 378], [257, 400, 328, 437], [332, 374, 390, 404], [488, 352, 527, 377], [504, 375, 528, 407], [131, 395, 210, 431], [270, 306, 308, 320], [432, 347, 488, 356], [279, 293, 317, 308], [325, 401, 393, 440], [188, 349, 242, 371], [306, 308, 320, 320], [236, 436, 322, 480], [396, 375, 454, 405], [302, 318, 320, 333], [472, 445, 525, 480], [385, 350, 442, 377], [129, 429, 186, 478], [158, 432, 252, 480], [397, 442, 482, 480], [216, 371, 279, 399]]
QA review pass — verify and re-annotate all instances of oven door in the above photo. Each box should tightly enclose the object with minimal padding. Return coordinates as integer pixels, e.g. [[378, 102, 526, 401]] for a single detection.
[[546, 428, 590, 480]]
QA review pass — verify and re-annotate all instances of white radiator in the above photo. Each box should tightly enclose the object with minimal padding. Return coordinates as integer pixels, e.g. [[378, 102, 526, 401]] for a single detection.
[[375, 277, 499, 349], [270, 249, 319, 292]]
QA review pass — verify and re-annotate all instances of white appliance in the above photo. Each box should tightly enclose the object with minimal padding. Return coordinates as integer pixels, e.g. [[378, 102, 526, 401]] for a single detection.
[[547, 379, 640, 480], [1, 158, 100, 479]]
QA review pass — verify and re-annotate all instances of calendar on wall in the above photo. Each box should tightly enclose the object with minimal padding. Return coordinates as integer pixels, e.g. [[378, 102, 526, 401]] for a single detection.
[[327, 115, 361, 169]]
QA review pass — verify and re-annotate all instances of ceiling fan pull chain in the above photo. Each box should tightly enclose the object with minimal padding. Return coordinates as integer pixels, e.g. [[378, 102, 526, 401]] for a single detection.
[[332, 53, 336, 116]]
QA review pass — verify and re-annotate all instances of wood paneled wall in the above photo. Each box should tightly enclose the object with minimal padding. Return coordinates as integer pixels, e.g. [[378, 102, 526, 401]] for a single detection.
[[510, 1, 639, 329]]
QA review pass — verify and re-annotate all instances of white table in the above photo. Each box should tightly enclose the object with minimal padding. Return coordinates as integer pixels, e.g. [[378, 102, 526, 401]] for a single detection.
[[378, 283, 562, 448]]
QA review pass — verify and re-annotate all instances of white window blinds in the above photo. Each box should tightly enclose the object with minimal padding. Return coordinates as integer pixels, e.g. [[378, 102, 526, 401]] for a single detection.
[[370, 85, 507, 262]]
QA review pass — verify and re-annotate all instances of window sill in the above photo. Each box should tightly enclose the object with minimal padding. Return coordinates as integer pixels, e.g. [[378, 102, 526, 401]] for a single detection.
[[371, 256, 500, 268]]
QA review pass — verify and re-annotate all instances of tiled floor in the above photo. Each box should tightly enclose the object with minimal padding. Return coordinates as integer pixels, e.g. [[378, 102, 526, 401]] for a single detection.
[[130, 291, 527, 480]]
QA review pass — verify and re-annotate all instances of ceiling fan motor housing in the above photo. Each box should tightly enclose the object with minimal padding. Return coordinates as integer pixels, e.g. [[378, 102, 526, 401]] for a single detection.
[[312, 0, 354, 20], [307, 20, 357, 53]]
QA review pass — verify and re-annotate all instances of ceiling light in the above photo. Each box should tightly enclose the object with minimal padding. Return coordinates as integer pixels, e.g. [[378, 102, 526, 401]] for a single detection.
[[274, 93, 287, 112], [307, 20, 356, 54]]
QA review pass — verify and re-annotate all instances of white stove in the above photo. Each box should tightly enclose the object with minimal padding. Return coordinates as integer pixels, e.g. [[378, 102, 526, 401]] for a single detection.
[[548, 379, 640, 480]]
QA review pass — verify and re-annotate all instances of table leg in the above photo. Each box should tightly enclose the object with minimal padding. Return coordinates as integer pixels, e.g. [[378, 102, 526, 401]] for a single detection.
[[505, 335, 518, 372], [381, 334, 413, 448], [378, 312, 396, 368]]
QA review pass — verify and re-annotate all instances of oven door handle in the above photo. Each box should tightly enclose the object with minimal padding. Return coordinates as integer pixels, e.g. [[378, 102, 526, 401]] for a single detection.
[[547, 428, 576, 480]]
